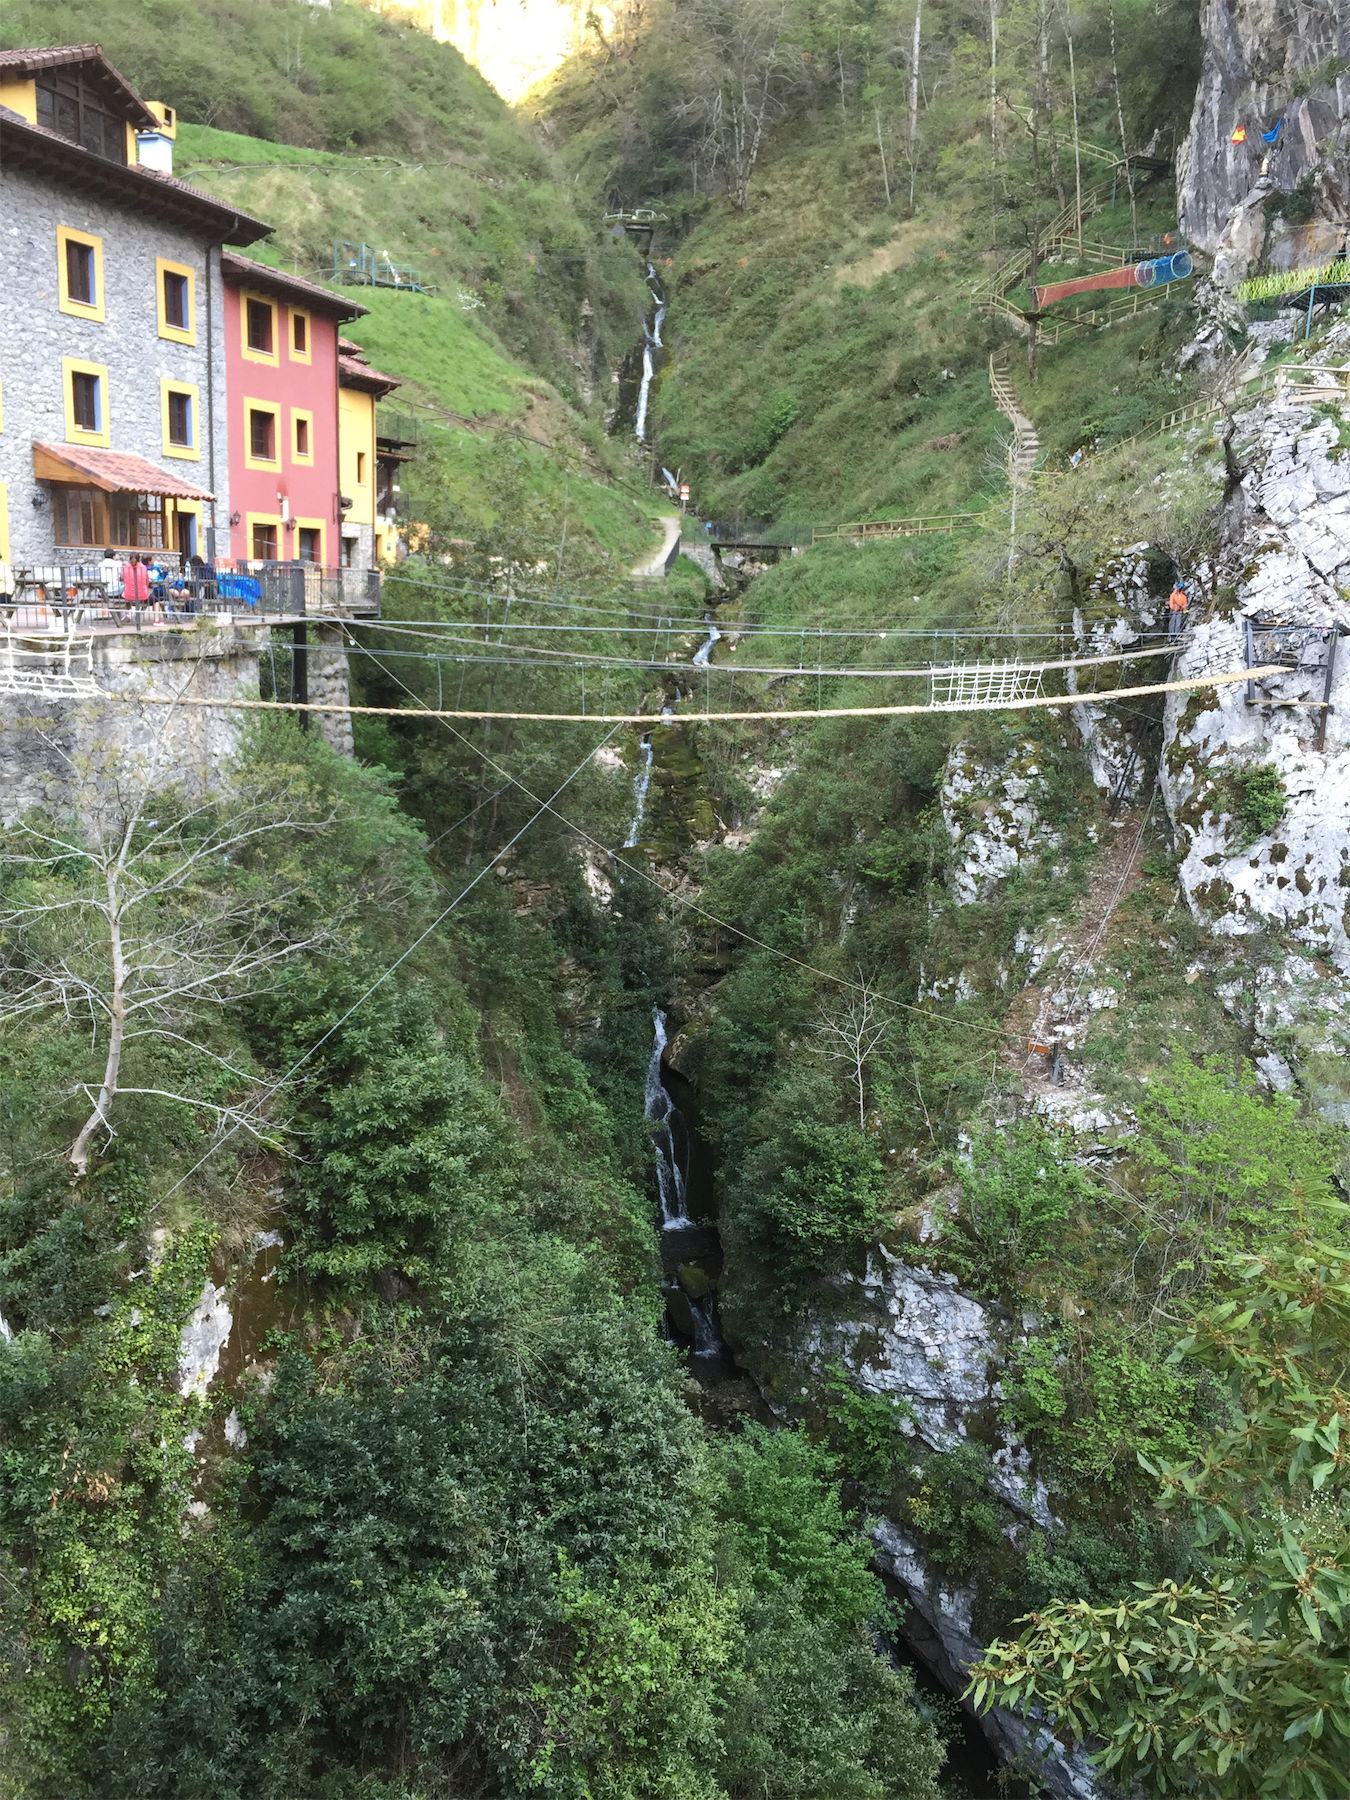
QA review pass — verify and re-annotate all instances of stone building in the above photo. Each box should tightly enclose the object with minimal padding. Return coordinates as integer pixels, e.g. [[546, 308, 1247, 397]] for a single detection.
[[0, 44, 269, 569]]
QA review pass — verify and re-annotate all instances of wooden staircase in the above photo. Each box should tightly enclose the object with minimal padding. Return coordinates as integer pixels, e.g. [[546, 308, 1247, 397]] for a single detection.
[[988, 354, 1040, 489]]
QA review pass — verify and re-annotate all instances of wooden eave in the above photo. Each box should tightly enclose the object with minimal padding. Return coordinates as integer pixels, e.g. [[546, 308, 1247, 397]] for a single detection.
[[0, 110, 270, 246], [0, 44, 158, 130]]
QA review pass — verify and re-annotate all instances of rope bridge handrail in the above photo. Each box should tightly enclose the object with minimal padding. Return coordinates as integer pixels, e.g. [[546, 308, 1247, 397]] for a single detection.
[[0, 629, 101, 698], [104, 664, 1290, 725]]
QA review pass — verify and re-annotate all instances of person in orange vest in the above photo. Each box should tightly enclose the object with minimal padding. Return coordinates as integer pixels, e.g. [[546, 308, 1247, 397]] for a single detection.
[[1167, 582, 1190, 639]]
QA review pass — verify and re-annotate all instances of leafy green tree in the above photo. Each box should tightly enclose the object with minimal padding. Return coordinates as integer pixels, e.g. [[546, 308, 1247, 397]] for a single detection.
[[714, 1424, 879, 1623], [947, 1121, 1099, 1294], [970, 1236, 1350, 1798], [1125, 1055, 1342, 1313], [739, 1118, 891, 1263]]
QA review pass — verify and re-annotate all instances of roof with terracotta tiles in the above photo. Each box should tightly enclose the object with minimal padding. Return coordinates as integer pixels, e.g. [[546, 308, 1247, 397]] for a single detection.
[[221, 252, 368, 320], [338, 353, 401, 397], [0, 104, 270, 245], [33, 442, 215, 501], [0, 44, 157, 129]]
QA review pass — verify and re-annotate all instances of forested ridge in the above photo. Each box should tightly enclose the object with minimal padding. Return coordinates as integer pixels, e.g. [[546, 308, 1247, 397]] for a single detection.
[[4, 0, 1350, 1796]]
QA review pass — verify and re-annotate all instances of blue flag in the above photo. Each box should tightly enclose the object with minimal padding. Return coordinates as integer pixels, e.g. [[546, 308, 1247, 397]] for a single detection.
[[1262, 121, 1283, 143]]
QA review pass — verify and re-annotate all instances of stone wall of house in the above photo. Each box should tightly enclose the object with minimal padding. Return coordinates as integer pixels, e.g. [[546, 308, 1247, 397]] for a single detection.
[[0, 620, 361, 823], [0, 624, 263, 822], [0, 166, 230, 565]]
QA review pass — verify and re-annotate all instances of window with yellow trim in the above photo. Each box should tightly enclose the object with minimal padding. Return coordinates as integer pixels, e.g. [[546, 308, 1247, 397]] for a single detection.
[[291, 408, 314, 464], [156, 258, 196, 344], [244, 400, 281, 469], [57, 227, 105, 322], [247, 515, 281, 560], [161, 381, 200, 460], [289, 308, 312, 362], [63, 359, 110, 446], [241, 292, 278, 363], [295, 520, 325, 564]]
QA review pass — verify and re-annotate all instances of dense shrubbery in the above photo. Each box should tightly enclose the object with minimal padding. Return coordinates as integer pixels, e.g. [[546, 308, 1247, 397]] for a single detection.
[[0, 721, 949, 1799]]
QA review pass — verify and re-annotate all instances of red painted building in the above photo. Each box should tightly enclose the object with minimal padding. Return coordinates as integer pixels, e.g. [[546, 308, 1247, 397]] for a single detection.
[[220, 254, 366, 567]]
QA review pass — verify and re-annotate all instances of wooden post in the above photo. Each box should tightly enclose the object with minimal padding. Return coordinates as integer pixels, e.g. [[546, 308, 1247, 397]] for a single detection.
[[1245, 617, 1256, 707], [1317, 626, 1341, 752]]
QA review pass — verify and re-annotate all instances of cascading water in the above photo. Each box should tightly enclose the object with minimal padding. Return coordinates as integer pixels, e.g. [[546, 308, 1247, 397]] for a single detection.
[[641, 1007, 727, 1365], [643, 1007, 689, 1230], [634, 262, 666, 445], [623, 735, 654, 849], [691, 612, 722, 667]]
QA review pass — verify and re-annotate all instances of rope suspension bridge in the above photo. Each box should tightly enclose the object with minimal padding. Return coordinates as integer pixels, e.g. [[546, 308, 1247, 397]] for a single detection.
[[58, 653, 1287, 725]]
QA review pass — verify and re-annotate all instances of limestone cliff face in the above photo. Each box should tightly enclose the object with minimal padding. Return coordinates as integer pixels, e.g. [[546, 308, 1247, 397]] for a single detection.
[[357, 0, 617, 100], [1178, 0, 1350, 280], [787, 1256, 1111, 1800], [1158, 357, 1350, 1119]]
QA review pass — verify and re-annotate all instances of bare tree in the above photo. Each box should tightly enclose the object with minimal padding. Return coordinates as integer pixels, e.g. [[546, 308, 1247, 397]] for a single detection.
[[813, 981, 888, 1130], [906, 0, 923, 212], [673, 0, 793, 210], [0, 737, 337, 1183]]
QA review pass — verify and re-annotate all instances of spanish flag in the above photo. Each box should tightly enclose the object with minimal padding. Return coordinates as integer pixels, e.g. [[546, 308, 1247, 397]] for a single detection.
[[1231, 123, 1247, 143]]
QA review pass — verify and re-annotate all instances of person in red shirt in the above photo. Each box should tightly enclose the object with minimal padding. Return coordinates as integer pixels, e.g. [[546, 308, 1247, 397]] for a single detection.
[[122, 555, 153, 611]]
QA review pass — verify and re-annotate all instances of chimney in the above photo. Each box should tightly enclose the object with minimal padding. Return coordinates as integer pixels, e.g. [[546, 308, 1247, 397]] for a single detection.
[[136, 100, 176, 174]]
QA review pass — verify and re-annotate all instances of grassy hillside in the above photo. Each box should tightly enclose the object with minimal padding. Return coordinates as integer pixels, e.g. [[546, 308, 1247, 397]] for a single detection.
[[171, 115, 660, 560], [656, 170, 1195, 526], [0, 0, 516, 153]]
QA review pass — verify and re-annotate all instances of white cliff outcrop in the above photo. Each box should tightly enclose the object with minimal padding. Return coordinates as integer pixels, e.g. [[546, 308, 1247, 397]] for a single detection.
[[797, 1252, 1112, 1799], [1178, 0, 1350, 272]]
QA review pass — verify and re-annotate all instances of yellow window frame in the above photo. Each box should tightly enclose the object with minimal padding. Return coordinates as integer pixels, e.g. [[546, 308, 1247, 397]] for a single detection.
[[288, 306, 313, 363], [291, 407, 315, 465], [246, 512, 284, 562], [156, 257, 197, 345], [63, 358, 111, 447], [243, 398, 282, 471], [161, 380, 201, 461], [57, 226, 105, 322], [293, 517, 326, 564], [240, 290, 279, 365]]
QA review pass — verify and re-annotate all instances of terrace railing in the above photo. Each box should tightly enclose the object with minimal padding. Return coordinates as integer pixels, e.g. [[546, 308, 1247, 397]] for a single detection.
[[10, 559, 381, 625]]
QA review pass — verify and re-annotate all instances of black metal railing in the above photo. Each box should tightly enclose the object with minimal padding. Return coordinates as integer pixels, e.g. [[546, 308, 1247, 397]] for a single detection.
[[10, 559, 381, 625], [377, 409, 422, 448]]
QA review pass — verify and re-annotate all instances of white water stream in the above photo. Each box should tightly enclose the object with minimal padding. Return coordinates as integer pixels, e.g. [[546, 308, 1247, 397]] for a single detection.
[[622, 736, 654, 849], [691, 613, 722, 666], [643, 1007, 690, 1229], [634, 262, 667, 445]]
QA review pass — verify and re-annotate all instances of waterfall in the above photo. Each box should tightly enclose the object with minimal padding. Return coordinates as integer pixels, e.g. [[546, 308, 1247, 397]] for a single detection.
[[691, 612, 722, 666], [643, 1008, 689, 1229], [623, 734, 654, 848], [634, 262, 666, 445], [685, 1294, 721, 1357]]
